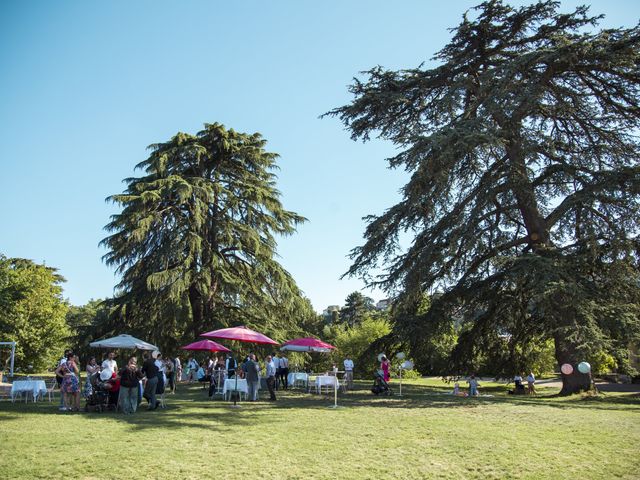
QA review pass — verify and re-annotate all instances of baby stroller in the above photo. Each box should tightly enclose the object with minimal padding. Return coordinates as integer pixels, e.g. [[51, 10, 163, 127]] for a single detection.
[[84, 372, 111, 412], [371, 370, 392, 395]]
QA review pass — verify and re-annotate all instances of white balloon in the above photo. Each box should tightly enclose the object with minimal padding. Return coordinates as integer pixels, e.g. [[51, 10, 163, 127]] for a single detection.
[[396, 352, 406, 360], [377, 353, 386, 362], [402, 360, 414, 370]]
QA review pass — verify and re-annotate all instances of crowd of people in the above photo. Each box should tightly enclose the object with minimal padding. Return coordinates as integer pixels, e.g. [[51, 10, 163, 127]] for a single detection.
[[59, 348, 555, 414], [183, 352, 294, 402], [54, 349, 182, 414], [51, 347, 543, 411]]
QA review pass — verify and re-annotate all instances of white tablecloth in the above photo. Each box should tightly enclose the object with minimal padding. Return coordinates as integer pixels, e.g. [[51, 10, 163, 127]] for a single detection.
[[287, 372, 308, 387], [222, 378, 261, 400], [315, 375, 339, 392], [11, 380, 47, 400]]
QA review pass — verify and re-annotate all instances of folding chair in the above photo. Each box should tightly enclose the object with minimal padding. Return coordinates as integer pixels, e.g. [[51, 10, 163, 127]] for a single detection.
[[44, 378, 57, 402]]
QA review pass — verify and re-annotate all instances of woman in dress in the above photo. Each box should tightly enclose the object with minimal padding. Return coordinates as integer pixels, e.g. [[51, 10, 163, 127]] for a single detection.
[[380, 355, 391, 383], [56, 353, 80, 411]]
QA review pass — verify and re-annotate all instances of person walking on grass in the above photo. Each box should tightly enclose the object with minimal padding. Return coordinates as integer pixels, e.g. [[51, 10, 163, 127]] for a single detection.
[[187, 357, 199, 383], [165, 357, 174, 393], [141, 352, 159, 410], [527, 371, 536, 395], [174, 356, 182, 384], [118, 356, 143, 414], [55, 352, 80, 412], [56, 349, 70, 410], [468, 374, 480, 396], [380, 355, 391, 383], [265, 355, 277, 401], [344, 355, 354, 390], [280, 354, 289, 390], [245, 354, 260, 401]]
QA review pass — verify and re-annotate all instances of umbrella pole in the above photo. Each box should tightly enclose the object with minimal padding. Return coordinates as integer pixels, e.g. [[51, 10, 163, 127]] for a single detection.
[[329, 365, 339, 409], [233, 374, 238, 407]]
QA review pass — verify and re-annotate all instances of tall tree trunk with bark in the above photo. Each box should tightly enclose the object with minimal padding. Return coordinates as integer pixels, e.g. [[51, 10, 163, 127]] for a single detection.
[[554, 334, 593, 395]]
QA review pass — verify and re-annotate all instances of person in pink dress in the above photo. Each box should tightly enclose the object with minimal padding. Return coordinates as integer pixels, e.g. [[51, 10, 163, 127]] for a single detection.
[[380, 355, 391, 383]]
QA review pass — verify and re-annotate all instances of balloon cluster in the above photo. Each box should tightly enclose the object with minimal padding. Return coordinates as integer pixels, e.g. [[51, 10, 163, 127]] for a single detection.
[[560, 362, 591, 375]]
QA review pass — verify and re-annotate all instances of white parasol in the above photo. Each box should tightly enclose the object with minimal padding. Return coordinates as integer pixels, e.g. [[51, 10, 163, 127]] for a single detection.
[[89, 334, 158, 351]]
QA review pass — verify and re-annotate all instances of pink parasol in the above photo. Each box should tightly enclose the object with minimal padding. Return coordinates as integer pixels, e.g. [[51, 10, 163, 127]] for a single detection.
[[181, 339, 231, 353], [200, 325, 278, 406], [201, 325, 279, 345], [281, 337, 335, 352]]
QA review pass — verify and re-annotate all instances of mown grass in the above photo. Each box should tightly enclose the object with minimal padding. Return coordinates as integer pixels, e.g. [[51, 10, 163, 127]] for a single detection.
[[0, 378, 638, 479]]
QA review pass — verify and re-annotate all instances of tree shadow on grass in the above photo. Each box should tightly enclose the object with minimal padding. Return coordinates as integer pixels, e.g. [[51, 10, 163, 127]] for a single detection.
[[0, 383, 637, 431]]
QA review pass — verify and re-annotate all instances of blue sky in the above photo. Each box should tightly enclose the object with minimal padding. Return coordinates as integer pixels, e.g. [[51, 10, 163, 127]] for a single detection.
[[1, 1, 638, 312]]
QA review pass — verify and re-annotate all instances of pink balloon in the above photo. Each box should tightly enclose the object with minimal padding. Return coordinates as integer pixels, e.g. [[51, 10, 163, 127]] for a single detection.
[[561, 363, 573, 375]]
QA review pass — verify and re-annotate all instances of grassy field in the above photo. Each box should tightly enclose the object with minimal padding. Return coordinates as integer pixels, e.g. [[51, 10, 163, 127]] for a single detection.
[[0, 378, 638, 480]]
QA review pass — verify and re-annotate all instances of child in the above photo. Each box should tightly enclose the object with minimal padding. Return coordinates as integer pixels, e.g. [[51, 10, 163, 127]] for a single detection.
[[468, 375, 479, 396], [453, 382, 460, 395]]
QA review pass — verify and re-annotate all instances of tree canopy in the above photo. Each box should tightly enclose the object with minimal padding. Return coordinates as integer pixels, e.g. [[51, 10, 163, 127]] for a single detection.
[[0, 255, 69, 371], [339, 291, 375, 327], [101, 123, 308, 351], [328, 0, 640, 393]]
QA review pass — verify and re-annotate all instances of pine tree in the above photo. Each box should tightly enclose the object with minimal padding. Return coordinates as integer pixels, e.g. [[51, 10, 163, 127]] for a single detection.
[[101, 123, 307, 350], [327, 1, 640, 394], [339, 291, 375, 327]]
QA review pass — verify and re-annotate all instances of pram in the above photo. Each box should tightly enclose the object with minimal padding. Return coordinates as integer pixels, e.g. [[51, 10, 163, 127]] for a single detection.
[[84, 372, 117, 412], [371, 370, 392, 395]]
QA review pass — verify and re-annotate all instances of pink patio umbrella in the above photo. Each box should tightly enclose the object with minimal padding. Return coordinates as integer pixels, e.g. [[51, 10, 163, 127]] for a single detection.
[[180, 339, 231, 353], [200, 325, 278, 406], [281, 337, 335, 353], [201, 326, 279, 345]]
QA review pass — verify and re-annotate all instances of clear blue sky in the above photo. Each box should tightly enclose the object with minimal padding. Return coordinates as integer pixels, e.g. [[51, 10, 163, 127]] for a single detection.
[[1, 1, 638, 312]]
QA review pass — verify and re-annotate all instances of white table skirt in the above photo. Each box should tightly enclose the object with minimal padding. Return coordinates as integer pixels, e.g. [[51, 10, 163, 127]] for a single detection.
[[11, 380, 47, 400], [315, 375, 339, 392], [222, 378, 261, 395], [287, 372, 308, 387]]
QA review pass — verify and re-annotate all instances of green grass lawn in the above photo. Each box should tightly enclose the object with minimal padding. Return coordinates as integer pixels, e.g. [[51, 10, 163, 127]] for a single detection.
[[0, 378, 638, 479]]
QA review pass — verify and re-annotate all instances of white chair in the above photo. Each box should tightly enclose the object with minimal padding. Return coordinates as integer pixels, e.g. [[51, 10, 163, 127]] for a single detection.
[[210, 371, 225, 399], [43, 378, 57, 402], [341, 373, 350, 393]]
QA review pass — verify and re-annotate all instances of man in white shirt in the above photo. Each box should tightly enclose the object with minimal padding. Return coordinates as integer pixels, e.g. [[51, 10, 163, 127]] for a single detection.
[[273, 353, 282, 390], [155, 353, 167, 390], [344, 356, 354, 389], [265, 355, 277, 401], [101, 351, 117, 373]]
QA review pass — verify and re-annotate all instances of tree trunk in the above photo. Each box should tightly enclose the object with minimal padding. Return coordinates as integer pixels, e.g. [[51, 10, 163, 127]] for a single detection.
[[554, 334, 593, 395], [188, 286, 204, 338], [505, 137, 549, 249]]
